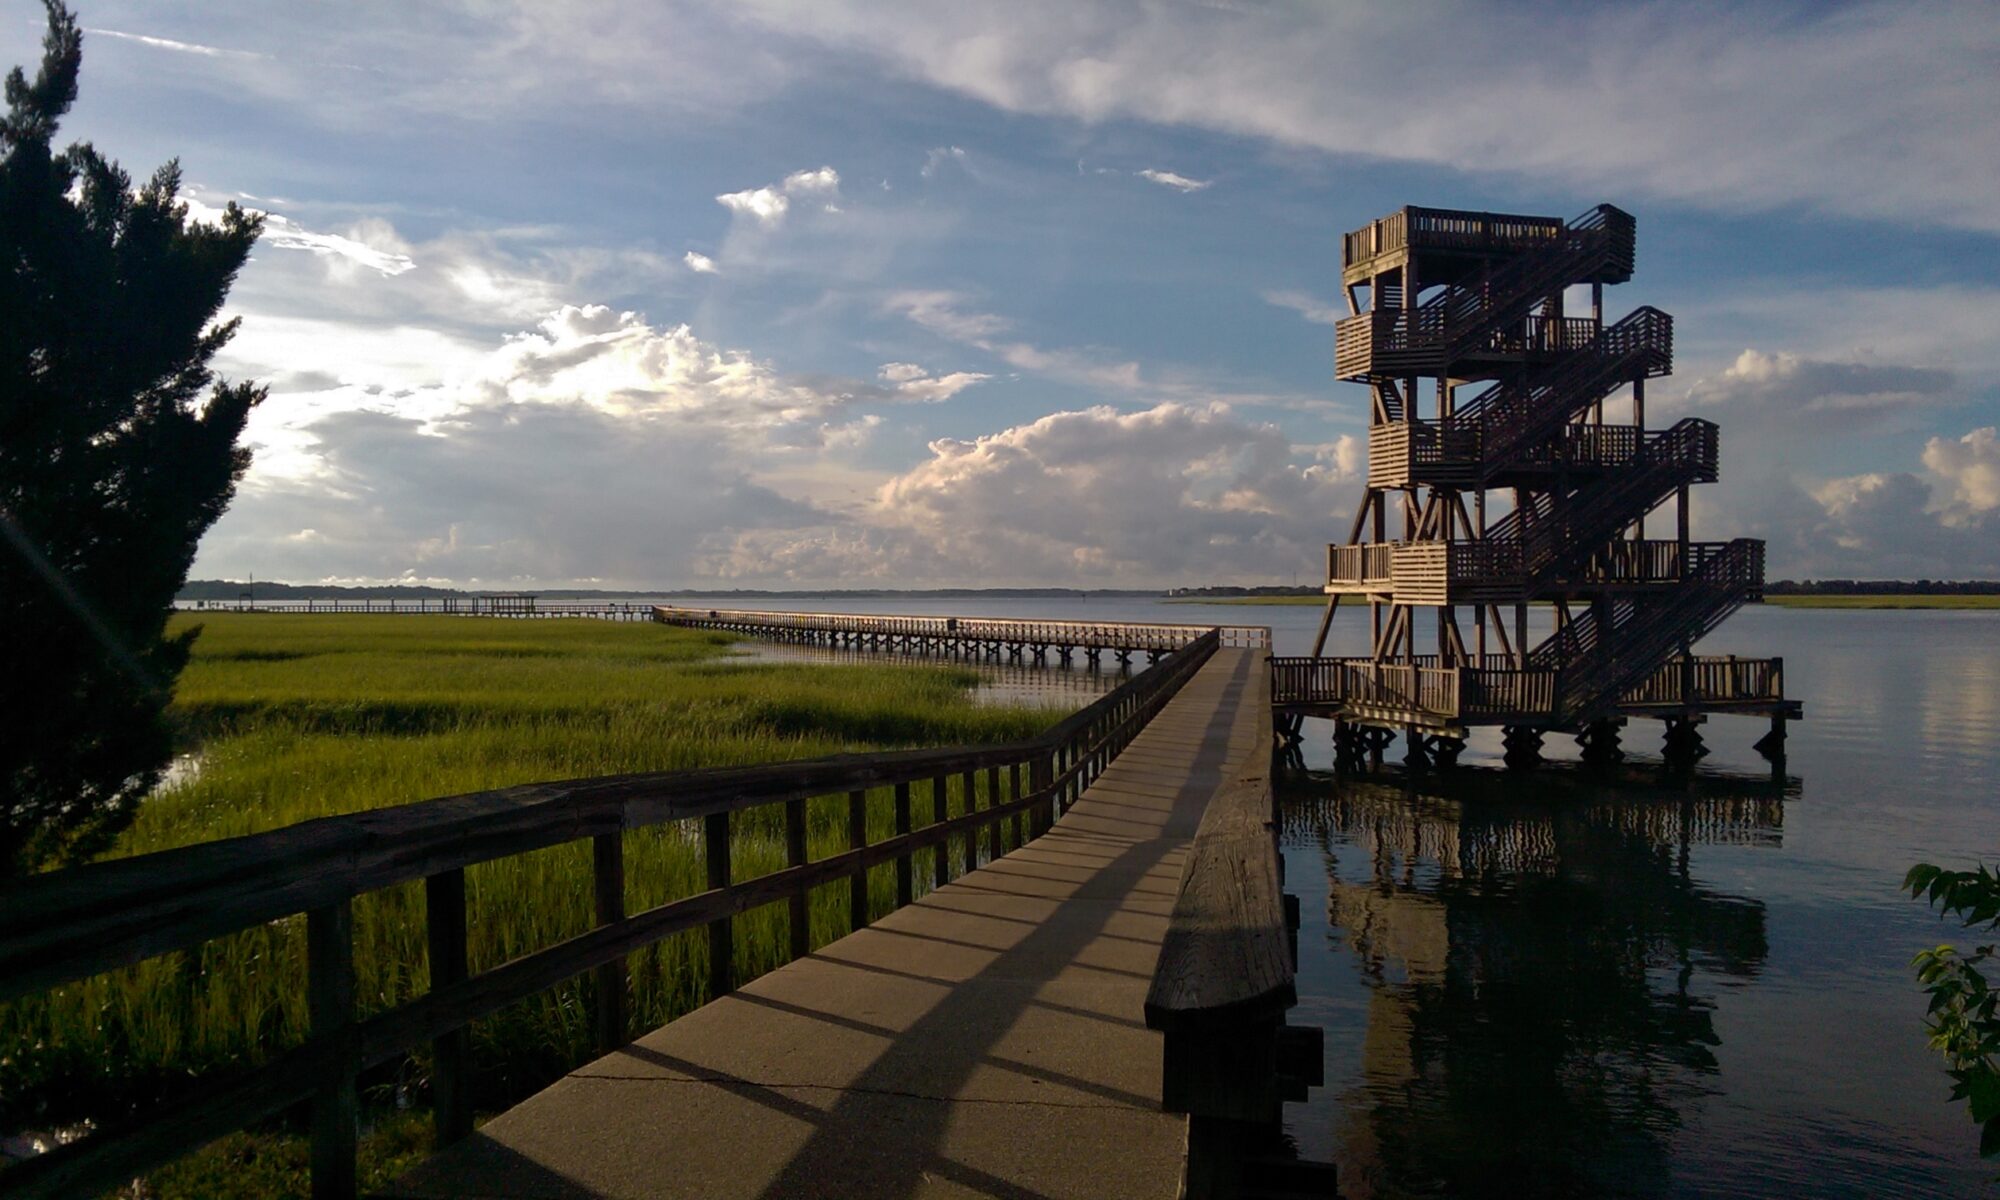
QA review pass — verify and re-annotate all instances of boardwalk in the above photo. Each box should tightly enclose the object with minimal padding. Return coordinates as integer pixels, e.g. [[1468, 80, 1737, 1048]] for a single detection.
[[388, 648, 1270, 1200], [653, 606, 1271, 666]]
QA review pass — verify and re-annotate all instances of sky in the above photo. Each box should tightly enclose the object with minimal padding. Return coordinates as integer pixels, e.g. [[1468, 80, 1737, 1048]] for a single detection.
[[9, 0, 1999, 588]]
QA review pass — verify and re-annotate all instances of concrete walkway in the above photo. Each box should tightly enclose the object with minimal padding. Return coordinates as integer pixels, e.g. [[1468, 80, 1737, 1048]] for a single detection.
[[387, 648, 1269, 1200]]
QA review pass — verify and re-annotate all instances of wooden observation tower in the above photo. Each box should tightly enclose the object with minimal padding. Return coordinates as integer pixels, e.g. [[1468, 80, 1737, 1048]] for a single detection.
[[1275, 204, 1800, 769]]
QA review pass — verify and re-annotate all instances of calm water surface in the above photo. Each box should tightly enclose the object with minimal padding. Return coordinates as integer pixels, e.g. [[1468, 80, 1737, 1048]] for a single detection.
[[681, 597, 2000, 1194]]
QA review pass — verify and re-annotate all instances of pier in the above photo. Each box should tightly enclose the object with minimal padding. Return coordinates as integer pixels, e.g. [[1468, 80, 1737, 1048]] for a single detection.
[[0, 633, 1313, 1200], [654, 605, 1272, 666]]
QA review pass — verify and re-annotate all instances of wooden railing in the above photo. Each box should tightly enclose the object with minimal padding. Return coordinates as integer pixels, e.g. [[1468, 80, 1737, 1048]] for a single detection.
[[1326, 542, 1396, 589], [1341, 205, 1564, 269], [653, 606, 1271, 651], [1146, 668, 1317, 1197], [0, 632, 1221, 1200], [1337, 205, 1636, 380], [1272, 650, 1786, 723]]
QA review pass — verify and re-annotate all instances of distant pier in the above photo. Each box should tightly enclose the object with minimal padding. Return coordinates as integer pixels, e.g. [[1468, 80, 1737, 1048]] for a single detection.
[[653, 605, 1273, 667]]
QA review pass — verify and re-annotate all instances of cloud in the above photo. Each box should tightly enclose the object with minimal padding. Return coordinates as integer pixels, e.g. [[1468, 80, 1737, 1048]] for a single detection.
[[1263, 289, 1343, 327], [884, 290, 1319, 411], [683, 251, 719, 274], [921, 145, 967, 178], [728, 0, 2000, 232], [1685, 349, 1953, 417], [876, 362, 989, 401], [697, 402, 1360, 586], [1137, 168, 1209, 193], [260, 214, 418, 277], [184, 197, 417, 278], [1671, 348, 1959, 448], [201, 403, 836, 588], [1790, 468, 2000, 578], [715, 165, 842, 227], [1922, 427, 2000, 520], [86, 27, 264, 60]]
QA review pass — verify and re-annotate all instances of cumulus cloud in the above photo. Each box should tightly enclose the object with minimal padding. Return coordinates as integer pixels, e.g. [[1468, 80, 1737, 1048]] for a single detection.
[[196, 304, 1001, 585], [683, 251, 719, 274], [1137, 168, 1209, 193], [1792, 468, 2000, 578], [716, 165, 842, 226], [1684, 349, 1954, 420], [202, 403, 836, 587], [697, 402, 1360, 586], [1922, 427, 2000, 520]]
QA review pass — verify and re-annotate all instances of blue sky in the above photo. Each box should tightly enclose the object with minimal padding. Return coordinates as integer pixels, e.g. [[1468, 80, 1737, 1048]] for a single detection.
[[10, 0, 1998, 587]]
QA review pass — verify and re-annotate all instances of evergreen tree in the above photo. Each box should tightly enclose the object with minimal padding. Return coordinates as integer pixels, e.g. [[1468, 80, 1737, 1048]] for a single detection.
[[1, 2, 265, 875]]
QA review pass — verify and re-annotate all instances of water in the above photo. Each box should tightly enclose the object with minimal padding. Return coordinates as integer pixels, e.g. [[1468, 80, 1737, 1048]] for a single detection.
[[677, 596, 1999, 1195]]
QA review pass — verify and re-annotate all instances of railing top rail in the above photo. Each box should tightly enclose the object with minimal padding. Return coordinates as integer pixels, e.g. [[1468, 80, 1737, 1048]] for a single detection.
[[0, 632, 1221, 1003]]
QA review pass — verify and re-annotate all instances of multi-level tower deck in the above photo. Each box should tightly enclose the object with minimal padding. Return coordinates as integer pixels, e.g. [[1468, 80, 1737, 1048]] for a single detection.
[[1279, 203, 1799, 768]]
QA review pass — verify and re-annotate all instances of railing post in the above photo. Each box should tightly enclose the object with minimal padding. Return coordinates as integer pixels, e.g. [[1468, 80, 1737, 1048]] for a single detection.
[[307, 900, 357, 1200], [785, 797, 810, 960], [424, 869, 472, 1146], [593, 832, 627, 1053], [894, 781, 913, 907], [932, 775, 951, 890], [962, 770, 980, 874], [847, 789, 869, 932], [705, 812, 733, 997], [1011, 761, 1026, 847], [985, 766, 1002, 863]]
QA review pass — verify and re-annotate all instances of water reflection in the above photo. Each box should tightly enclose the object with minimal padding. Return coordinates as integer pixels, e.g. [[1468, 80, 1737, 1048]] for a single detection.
[[1285, 768, 1790, 1199]]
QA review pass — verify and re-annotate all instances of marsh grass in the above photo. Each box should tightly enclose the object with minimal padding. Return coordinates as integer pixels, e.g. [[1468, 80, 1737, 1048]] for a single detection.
[[0, 615, 1059, 1191]]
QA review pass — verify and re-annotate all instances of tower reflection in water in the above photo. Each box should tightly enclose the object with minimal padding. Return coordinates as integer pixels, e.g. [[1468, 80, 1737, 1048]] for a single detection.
[[1284, 768, 1791, 1199]]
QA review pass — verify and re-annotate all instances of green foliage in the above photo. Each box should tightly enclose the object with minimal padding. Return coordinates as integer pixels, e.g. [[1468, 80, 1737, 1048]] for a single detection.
[[1906, 862, 2000, 1161], [0, 615, 1059, 1195], [1, 2, 266, 875]]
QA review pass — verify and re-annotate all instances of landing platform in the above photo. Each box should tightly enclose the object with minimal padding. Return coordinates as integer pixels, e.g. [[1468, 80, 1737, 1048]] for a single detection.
[[386, 648, 1269, 1200]]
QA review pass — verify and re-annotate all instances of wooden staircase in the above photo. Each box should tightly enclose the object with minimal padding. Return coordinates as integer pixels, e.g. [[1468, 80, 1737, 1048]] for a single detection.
[[1303, 200, 1794, 741]]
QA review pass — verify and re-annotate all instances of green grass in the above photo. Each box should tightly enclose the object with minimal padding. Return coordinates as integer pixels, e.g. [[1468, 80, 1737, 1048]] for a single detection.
[[0, 614, 1059, 1196], [1763, 594, 2000, 609]]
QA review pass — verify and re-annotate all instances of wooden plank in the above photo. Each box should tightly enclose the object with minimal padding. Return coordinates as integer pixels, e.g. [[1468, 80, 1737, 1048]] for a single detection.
[[1145, 773, 1292, 1033]]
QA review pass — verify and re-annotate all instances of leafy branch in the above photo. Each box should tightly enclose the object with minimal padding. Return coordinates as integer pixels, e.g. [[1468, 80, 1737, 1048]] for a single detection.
[[1906, 863, 2000, 1161]]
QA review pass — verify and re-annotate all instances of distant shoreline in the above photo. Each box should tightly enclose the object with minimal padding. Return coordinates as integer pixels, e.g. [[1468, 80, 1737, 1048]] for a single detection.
[[1169, 594, 2000, 610]]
